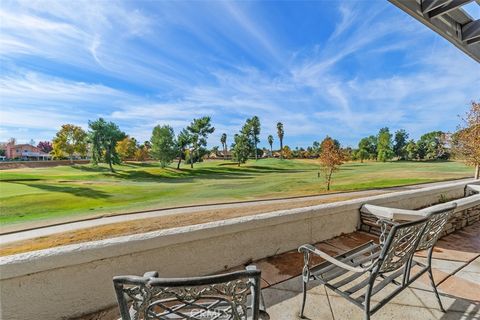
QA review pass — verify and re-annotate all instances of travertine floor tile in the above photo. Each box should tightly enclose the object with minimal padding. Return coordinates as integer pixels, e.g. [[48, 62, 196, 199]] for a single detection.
[[263, 284, 333, 320], [438, 274, 480, 301]]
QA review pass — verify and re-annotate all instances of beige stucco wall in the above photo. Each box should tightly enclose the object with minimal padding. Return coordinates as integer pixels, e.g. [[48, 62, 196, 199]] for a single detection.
[[0, 180, 477, 320]]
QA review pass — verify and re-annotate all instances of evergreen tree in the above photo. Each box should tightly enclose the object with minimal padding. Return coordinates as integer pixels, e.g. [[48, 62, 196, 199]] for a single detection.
[[393, 129, 409, 160], [187, 117, 215, 168], [232, 133, 251, 166], [150, 125, 177, 168], [88, 118, 126, 172], [176, 129, 191, 169], [377, 127, 394, 162]]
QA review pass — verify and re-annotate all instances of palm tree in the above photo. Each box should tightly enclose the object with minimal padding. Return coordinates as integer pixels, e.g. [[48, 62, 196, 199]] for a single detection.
[[267, 135, 274, 157], [220, 133, 227, 159], [277, 122, 284, 159]]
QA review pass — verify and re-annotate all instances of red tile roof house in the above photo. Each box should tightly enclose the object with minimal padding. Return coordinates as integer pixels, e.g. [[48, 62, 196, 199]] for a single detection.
[[1, 143, 52, 160]]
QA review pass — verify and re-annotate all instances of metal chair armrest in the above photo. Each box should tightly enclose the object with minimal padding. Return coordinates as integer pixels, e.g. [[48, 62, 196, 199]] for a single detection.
[[298, 244, 378, 273], [246, 265, 270, 319]]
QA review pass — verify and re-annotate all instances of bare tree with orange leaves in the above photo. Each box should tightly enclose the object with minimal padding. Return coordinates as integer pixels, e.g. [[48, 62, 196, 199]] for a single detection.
[[452, 101, 480, 179], [318, 136, 344, 190]]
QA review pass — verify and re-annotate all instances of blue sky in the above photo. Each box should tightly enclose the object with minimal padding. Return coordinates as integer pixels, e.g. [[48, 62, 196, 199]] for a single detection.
[[1, 0, 479, 148]]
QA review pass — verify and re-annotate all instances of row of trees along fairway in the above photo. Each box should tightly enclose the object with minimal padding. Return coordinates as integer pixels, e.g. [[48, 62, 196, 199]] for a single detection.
[[47, 101, 478, 180], [353, 128, 449, 163]]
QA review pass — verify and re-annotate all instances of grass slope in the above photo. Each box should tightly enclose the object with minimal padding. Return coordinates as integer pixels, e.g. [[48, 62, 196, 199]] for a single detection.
[[0, 159, 472, 225]]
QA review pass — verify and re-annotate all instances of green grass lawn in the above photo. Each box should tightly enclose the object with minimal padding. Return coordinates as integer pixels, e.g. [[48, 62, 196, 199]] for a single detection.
[[0, 159, 473, 226]]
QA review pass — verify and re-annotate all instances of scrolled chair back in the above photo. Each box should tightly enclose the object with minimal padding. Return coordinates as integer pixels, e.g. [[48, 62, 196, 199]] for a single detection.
[[377, 217, 428, 273], [113, 269, 262, 320], [416, 203, 456, 251]]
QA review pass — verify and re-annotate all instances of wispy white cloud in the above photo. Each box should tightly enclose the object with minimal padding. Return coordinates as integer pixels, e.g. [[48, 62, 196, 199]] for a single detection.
[[0, 0, 478, 148], [220, 1, 284, 64]]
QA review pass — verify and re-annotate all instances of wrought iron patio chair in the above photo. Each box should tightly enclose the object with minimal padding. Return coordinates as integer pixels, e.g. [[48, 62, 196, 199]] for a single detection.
[[373, 202, 457, 313], [298, 217, 428, 320], [298, 202, 456, 319], [113, 266, 269, 320]]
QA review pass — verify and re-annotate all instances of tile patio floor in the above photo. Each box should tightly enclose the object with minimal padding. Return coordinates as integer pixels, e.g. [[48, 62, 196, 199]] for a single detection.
[[77, 222, 480, 320], [259, 222, 480, 319]]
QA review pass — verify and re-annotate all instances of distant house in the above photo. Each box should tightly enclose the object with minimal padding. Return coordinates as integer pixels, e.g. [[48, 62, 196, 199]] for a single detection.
[[219, 150, 232, 159], [261, 150, 271, 158], [1, 143, 52, 160], [205, 150, 232, 160], [206, 151, 219, 159]]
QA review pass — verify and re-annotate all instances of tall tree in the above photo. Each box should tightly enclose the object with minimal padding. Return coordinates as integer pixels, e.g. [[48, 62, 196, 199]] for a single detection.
[[150, 125, 177, 168], [37, 141, 53, 154], [250, 116, 261, 160], [377, 127, 394, 162], [52, 124, 87, 160], [176, 129, 191, 169], [187, 117, 215, 168], [267, 135, 274, 156], [417, 131, 448, 160], [366, 135, 378, 160], [232, 133, 251, 166], [393, 129, 409, 160], [276, 122, 284, 159], [241, 117, 261, 159], [356, 149, 369, 163], [357, 138, 371, 163], [318, 136, 344, 191], [88, 118, 126, 172], [452, 101, 480, 179], [220, 133, 227, 159], [405, 140, 418, 160], [116, 136, 137, 161]]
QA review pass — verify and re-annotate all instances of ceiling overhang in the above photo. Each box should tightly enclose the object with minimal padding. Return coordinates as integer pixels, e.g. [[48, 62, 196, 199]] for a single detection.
[[389, 0, 480, 63]]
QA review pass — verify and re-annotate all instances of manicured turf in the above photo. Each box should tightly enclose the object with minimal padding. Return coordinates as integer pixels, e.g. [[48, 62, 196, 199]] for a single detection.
[[0, 159, 473, 225]]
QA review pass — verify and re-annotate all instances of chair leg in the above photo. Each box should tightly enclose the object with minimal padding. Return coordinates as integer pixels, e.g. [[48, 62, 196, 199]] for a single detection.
[[364, 296, 371, 320], [300, 280, 307, 318], [364, 279, 374, 320], [428, 267, 446, 313], [364, 311, 371, 320]]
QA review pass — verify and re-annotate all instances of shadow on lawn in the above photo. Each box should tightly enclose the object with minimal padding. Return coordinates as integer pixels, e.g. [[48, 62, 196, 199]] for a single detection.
[[8, 181, 110, 199], [69, 165, 112, 173], [115, 168, 256, 182], [69, 163, 308, 183]]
